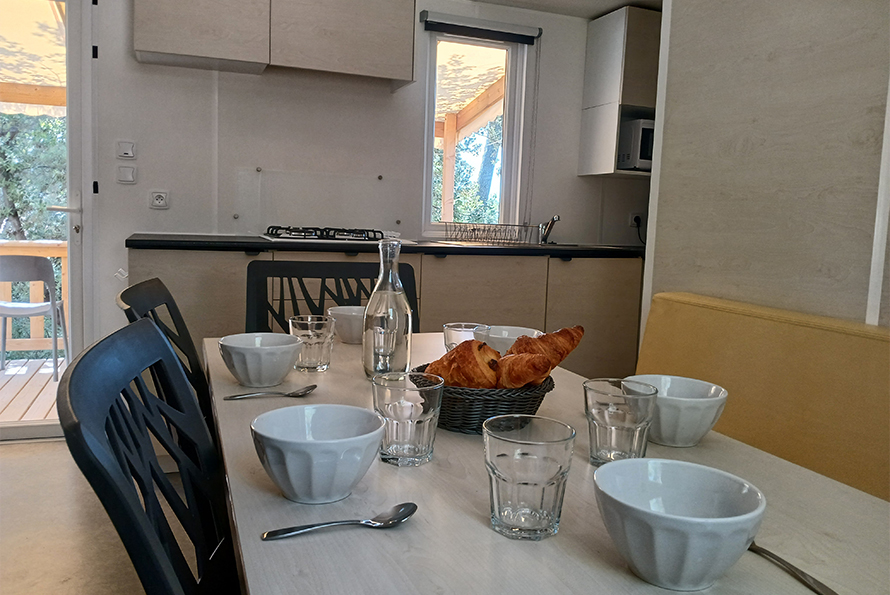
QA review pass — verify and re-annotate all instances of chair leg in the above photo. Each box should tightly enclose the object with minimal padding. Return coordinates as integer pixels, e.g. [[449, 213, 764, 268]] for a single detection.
[[50, 311, 59, 382], [1, 316, 6, 371], [58, 304, 70, 365]]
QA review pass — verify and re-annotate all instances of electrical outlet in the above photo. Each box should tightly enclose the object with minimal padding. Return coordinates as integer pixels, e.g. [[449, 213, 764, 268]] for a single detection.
[[628, 212, 645, 228], [149, 191, 169, 210]]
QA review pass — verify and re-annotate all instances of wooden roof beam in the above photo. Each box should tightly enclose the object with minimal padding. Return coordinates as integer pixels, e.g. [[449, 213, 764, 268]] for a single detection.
[[0, 83, 67, 107], [434, 75, 505, 138]]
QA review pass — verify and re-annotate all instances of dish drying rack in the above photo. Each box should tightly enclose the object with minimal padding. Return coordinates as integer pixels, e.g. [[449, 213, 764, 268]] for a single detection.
[[443, 222, 540, 245]]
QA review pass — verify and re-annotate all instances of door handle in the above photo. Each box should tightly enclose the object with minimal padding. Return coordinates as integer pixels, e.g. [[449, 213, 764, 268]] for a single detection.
[[48, 205, 83, 213]]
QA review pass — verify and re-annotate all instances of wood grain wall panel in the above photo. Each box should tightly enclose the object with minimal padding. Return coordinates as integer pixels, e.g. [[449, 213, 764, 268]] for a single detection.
[[651, 1, 888, 323]]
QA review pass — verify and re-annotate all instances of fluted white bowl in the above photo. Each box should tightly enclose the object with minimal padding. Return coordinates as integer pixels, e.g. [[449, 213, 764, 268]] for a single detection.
[[327, 305, 365, 344], [218, 332, 301, 388], [594, 459, 765, 591], [251, 404, 385, 504], [626, 374, 728, 447], [477, 325, 543, 355]]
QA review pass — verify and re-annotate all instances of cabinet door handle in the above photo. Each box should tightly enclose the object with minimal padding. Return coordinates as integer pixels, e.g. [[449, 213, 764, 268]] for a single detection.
[[435, 254, 448, 259]]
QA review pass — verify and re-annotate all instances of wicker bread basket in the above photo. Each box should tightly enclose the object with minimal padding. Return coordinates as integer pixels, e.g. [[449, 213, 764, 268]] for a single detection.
[[413, 363, 555, 435]]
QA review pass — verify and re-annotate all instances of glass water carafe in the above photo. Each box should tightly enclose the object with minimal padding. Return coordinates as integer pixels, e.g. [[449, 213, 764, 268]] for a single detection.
[[363, 238, 412, 377]]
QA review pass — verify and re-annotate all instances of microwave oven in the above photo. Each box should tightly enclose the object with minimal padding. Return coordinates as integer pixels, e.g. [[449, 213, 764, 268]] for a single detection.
[[617, 118, 655, 171]]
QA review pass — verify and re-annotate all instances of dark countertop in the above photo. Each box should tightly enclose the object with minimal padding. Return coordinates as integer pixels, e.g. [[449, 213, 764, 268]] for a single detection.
[[125, 233, 644, 259]]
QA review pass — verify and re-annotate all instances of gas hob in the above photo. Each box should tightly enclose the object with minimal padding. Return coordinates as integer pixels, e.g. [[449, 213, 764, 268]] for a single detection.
[[262, 226, 416, 244]]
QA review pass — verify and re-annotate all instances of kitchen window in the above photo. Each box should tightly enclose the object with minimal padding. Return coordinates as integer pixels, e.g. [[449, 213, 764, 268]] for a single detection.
[[420, 12, 539, 235]]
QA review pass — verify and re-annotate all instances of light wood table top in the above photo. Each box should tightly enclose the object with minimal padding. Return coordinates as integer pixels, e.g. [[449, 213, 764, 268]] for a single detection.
[[204, 334, 889, 595]]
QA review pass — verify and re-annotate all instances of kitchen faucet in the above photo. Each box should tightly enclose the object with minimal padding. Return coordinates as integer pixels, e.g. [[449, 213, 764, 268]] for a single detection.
[[539, 215, 560, 244]]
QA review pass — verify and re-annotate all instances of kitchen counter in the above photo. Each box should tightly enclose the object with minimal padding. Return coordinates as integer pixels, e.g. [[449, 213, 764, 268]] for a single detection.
[[125, 233, 644, 258]]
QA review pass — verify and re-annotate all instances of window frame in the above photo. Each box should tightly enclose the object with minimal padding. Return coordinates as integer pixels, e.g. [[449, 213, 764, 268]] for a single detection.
[[421, 30, 529, 238]]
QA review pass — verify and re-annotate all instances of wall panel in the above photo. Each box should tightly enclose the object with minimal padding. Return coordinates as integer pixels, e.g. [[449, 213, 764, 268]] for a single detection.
[[648, 0, 888, 324]]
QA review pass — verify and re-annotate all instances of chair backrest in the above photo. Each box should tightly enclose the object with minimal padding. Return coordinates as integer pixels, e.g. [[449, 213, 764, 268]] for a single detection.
[[117, 278, 214, 437], [56, 318, 238, 595], [245, 260, 420, 333], [0, 254, 57, 304]]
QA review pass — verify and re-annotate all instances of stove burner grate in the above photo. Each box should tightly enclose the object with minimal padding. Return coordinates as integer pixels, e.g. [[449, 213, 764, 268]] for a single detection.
[[265, 226, 385, 241]]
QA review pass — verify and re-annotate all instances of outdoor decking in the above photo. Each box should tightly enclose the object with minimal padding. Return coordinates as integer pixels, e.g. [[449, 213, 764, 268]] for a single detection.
[[0, 358, 64, 439]]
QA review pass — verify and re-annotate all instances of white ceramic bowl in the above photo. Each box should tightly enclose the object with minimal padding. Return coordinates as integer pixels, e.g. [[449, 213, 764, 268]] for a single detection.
[[250, 404, 385, 504], [476, 325, 543, 354], [218, 332, 301, 388], [594, 458, 766, 591], [327, 305, 365, 344], [626, 374, 729, 447]]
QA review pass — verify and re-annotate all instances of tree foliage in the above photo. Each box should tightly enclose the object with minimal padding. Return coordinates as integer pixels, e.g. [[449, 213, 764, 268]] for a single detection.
[[432, 115, 503, 225], [1, 112, 67, 356], [0, 113, 67, 241]]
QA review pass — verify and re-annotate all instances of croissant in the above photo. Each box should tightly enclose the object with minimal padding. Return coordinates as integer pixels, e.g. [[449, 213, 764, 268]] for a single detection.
[[506, 326, 584, 369], [496, 353, 551, 388], [426, 339, 499, 389]]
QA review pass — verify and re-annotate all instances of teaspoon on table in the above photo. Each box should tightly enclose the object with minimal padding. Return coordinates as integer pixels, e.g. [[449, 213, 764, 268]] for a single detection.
[[261, 502, 418, 541], [224, 384, 317, 401], [748, 541, 839, 595]]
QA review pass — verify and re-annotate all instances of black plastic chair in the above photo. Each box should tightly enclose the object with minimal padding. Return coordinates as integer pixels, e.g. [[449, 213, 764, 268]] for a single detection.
[[57, 318, 239, 595], [245, 260, 420, 334], [117, 278, 214, 439]]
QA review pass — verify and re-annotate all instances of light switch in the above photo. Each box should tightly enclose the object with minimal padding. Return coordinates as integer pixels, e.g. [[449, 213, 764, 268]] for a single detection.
[[116, 140, 136, 159], [117, 166, 137, 184]]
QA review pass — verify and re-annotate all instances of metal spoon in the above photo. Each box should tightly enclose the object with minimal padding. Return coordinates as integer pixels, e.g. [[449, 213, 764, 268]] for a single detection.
[[261, 502, 418, 541], [224, 384, 317, 400], [748, 541, 839, 595]]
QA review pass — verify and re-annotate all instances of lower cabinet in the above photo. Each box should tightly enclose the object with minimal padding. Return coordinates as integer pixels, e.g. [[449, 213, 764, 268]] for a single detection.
[[546, 257, 643, 378], [127, 249, 271, 346], [127, 248, 642, 378], [418, 254, 549, 333]]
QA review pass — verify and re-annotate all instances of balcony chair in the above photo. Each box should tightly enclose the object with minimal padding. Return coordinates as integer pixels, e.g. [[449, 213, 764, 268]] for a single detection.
[[56, 318, 240, 595], [0, 254, 69, 381], [245, 260, 420, 334], [116, 277, 215, 440]]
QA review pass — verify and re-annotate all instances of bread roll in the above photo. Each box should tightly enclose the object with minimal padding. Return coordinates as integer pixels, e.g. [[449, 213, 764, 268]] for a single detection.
[[496, 353, 551, 388], [426, 339, 499, 389], [506, 326, 584, 369]]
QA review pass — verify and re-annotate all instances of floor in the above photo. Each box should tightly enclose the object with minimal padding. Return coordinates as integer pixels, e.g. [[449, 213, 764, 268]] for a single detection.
[[0, 439, 143, 594], [0, 358, 65, 440]]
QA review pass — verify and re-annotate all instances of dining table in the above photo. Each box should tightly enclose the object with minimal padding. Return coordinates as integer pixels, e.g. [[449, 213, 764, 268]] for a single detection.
[[203, 333, 889, 595]]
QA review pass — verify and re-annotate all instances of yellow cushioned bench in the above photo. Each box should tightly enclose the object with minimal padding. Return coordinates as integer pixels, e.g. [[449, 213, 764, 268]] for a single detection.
[[636, 292, 890, 500]]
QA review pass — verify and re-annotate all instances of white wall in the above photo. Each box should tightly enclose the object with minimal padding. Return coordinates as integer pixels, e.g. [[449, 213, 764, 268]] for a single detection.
[[88, 0, 649, 343]]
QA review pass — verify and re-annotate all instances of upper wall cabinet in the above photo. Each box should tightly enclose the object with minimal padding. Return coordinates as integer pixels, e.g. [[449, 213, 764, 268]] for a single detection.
[[134, 0, 416, 83], [134, 0, 270, 74], [578, 6, 660, 177], [271, 0, 415, 82]]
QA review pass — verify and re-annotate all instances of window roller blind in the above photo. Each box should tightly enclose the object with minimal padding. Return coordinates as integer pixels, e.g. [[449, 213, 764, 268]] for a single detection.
[[420, 10, 542, 45]]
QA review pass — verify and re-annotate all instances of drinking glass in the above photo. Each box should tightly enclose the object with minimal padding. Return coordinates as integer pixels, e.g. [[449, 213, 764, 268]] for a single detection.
[[583, 378, 658, 466], [289, 315, 335, 372], [443, 323, 490, 351], [371, 372, 444, 466], [483, 414, 576, 540]]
